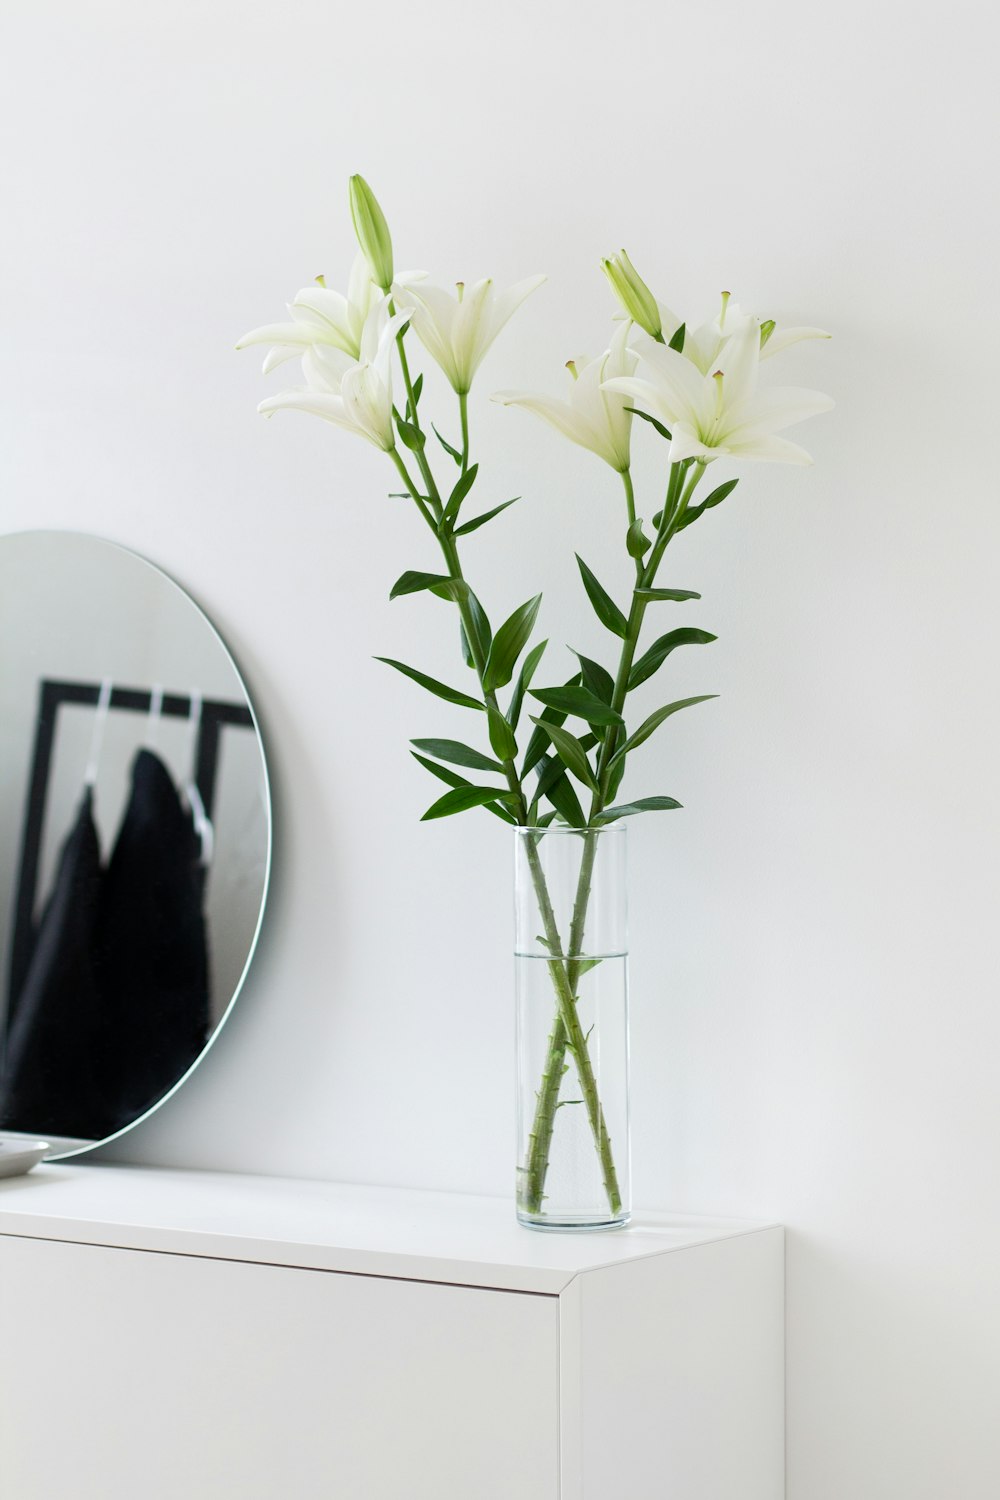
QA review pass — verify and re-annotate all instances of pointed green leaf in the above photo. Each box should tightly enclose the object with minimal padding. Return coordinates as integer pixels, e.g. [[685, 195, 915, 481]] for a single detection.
[[668, 322, 686, 353], [633, 587, 701, 603], [432, 424, 463, 465], [375, 658, 484, 711], [421, 786, 515, 821], [572, 651, 615, 706], [626, 518, 652, 559], [533, 734, 598, 802], [610, 694, 718, 767], [521, 674, 581, 777], [596, 796, 683, 822], [410, 753, 515, 824], [411, 738, 505, 774], [530, 717, 599, 793], [410, 751, 470, 791], [604, 752, 627, 801], [396, 419, 425, 452], [625, 407, 672, 442], [484, 594, 542, 693], [545, 774, 586, 827], [442, 462, 479, 527], [576, 555, 627, 639], [459, 590, 493, 669], [390, 570, 467, 602], [486, 703, 517, 762], [627, 628, 717, 691], [529, 685, 622, 728], [410, 372, 423, 408], [454, 497, 520, 537], [676, 478, 740, 532], [507, 638, 547, 730]]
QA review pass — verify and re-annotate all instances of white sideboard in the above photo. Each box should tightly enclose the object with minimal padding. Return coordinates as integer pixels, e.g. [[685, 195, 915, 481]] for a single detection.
[[0, 1164, 783, 1499]]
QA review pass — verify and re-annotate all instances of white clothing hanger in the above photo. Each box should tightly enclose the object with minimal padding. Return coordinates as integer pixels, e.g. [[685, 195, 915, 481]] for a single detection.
[[83, 677, 113, 789], [184, 690, 214, 868]]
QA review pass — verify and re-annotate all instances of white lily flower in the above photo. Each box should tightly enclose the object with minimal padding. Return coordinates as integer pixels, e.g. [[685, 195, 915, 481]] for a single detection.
[[492, 321, 637, 472], [238, 255, 426, 373], [391, 274, 545, 395], [257, 299, 411, 451], [604, 320, 833, 466], [237, 252, 380, 372], [678, 292, 830, 374]]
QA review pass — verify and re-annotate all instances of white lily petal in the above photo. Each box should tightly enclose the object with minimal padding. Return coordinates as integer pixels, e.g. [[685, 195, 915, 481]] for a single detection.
[[722, 386, 834, 439], [236, 321, 316, 350], [761, 325, 831, 359], [667, 426, 714, 463], [262, 345, 303, 375], [712, 323, 760, 406], [722, 432, 815, 464]]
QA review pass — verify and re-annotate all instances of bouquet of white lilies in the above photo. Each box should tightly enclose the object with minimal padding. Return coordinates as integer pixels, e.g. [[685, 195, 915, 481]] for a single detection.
[[239, 175, 832, 1222]]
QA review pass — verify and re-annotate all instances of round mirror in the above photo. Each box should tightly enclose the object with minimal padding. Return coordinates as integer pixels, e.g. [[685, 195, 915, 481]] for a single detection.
[[0, 532, 271, 1158]]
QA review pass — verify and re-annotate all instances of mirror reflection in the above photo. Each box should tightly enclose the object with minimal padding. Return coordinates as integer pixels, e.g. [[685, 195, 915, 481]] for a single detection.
[[0, 532, 271, 1156]]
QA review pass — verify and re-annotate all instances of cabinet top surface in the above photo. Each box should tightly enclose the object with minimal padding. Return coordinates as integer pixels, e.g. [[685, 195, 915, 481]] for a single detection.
[[0, 1163, 776, 1293]]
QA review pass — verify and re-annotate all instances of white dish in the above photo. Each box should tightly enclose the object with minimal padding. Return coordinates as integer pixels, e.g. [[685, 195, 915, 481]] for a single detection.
[[0, 1139, 50, 1178]]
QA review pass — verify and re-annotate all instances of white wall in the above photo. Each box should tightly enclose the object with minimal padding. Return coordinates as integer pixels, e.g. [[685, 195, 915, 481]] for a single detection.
[[3, 1, 998, 1494]]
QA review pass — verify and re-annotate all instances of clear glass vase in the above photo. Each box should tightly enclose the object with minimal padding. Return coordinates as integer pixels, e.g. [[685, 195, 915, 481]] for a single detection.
[[514, 825, 630, 1230]]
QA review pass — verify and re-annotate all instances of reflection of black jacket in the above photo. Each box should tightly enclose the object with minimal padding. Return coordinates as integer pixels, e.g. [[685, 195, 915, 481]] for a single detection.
[[97, 748, 210, 1123], [0, 750, 210, 1141], [0, 788, 111, 1139]]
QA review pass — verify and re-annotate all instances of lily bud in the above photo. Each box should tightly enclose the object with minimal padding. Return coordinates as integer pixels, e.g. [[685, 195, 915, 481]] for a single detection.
[[348, 174, 394, 292], [601, 250, 662, 340]]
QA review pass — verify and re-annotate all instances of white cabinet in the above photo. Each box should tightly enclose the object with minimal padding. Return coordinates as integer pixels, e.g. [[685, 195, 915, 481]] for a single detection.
[[0, 1166, 783, 1498]]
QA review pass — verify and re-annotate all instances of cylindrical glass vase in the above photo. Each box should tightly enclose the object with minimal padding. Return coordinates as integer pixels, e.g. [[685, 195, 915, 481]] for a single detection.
[[514, 825, 630, 1230]]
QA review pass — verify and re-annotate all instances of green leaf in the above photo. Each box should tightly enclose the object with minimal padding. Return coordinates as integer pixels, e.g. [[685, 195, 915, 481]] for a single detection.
[[530, 685, 622, 728], [596, 796, 683, 822], [604, 753, 627, 801], [533, 733, 598, 803], [530, 717, 599, 793], [576, 555, 627, 639], [396, 419, 425, 452], [507, 638, 547, 730], [453, 497, 520, 537], [410, 753, 515, 824], [633, 587, 701, 603], [411, 738, 505, 774], [544, 770, 586, 827], [625, 407, 673, 442], [375, 657, 485, 712], [459, 590, 493, 669], [484, 594, 542, 693], [390, 570, 467, 602], [410, 372, 423, 408], [626, 518, 652, 559], [441, 463, 479, 527], [627, 628, 717, 691], [432, 424, 463, 465], [668, 322, 686, 353], [573, 651, 615, 706], [410, 751, 470, 791], [486, 704, 518, 762], [676, 478, 740, 532], [421, 786, 515, 821], [521, 674, 581, 777], [610, 694, 718, 766]]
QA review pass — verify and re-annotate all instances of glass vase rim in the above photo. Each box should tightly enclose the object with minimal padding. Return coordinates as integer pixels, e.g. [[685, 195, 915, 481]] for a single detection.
[[512, 823, 627, 838]]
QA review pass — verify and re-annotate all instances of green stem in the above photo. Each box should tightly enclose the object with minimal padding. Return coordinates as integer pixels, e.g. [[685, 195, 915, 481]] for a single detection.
[[459, 392, 470, 476], [389, 372, 626, 1219], [520, 458, 706, 1212]]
